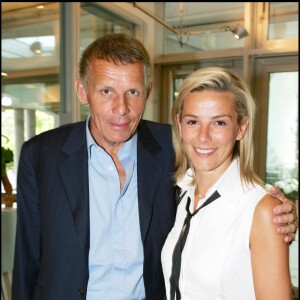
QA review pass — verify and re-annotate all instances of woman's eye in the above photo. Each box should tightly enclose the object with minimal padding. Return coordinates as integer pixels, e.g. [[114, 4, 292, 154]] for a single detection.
[[186, 119, 197, 125], [215, 120, 226, 126]]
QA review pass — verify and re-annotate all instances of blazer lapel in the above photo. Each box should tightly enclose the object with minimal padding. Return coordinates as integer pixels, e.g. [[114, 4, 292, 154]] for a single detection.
[[137, 122, 165, 242], [58, 122, 90, 257], [57, 121, 166, 252]]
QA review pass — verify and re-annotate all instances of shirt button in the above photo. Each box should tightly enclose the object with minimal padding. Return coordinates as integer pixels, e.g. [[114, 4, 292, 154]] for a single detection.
[[77, 288, 85, 296]]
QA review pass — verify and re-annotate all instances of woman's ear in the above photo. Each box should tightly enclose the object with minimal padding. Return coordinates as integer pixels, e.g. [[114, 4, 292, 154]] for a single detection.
[[236, 117, 249, 140], [177, 113, 183, 137], [75, 80, 88, 105]]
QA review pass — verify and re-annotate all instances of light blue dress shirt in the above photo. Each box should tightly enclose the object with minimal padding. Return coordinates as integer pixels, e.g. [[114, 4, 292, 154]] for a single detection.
[[85, 118, 145, 300]]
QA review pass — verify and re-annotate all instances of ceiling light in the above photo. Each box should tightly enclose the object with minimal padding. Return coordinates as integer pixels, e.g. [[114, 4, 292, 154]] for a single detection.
[[130, 2, 249, 47], [231, 25, 249, 40], [30, 41, 42, 54], [2, 96, 12, 106]]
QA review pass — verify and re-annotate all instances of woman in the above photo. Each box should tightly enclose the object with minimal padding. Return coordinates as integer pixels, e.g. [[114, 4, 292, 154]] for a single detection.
[[161, 67, 291, 299]]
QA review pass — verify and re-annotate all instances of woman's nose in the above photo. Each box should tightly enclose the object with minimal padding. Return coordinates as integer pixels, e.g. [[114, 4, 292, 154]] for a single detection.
[[198, 125, 211, 142]]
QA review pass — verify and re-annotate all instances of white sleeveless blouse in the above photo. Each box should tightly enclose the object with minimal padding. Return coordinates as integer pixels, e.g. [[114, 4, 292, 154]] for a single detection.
[[161, 159, 267, 299]]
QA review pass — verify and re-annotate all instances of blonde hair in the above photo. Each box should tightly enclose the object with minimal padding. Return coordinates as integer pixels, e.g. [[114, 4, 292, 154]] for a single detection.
[[172, 67, 263, 187]]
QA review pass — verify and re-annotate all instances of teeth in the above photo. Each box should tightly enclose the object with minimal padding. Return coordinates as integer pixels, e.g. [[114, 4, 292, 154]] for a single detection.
[[196, 148, 213, 154]]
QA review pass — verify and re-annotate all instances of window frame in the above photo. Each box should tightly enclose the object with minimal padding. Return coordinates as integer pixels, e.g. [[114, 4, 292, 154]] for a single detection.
[[252, 55, 298, 180]]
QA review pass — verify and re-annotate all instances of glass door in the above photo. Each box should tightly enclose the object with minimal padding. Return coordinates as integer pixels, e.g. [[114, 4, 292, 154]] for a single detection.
[[266, 71, 298, 189], [160, 58, 243, 123], [253, 56, 298, 290]]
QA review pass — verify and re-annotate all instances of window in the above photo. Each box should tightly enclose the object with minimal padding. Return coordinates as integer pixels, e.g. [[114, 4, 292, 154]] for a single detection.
[[257, 2, 298, 50], [2, 3, 60, 192], [79, 2, 135, 120], [253, 56, 298, 193], [1, 2, 136, 193], [160, 58, 243, 123], [268, 2, 298, 40], [265, 71, 298, 185], [163, 2, 246, 54]]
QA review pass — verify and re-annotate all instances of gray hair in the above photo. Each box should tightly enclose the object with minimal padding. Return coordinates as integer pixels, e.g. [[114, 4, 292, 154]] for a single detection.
[[79, 33, 152, 94]]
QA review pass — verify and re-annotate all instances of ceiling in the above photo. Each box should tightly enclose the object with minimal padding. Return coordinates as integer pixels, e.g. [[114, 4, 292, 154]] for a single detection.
[[1, 2, 298, 69], [1, 2, 244, 60], [2, 2, 57, 29], [2, 2, 47, 11], [2, 2, 297, 32]]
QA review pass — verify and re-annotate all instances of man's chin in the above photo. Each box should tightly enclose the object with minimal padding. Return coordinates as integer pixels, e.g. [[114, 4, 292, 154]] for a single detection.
[[108, 132, 135, 144]]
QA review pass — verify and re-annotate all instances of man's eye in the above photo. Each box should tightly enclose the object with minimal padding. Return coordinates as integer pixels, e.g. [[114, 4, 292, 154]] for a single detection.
[[128, 89, 138, 95], [102, 89, 110, 95]]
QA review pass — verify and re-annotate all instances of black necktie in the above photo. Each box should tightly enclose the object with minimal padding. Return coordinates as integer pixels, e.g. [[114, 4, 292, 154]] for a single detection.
[[170, 190, 221, 300]]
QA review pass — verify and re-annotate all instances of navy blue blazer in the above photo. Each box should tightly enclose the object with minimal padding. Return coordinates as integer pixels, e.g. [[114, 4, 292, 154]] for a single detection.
[[12, 120, 177, 300]]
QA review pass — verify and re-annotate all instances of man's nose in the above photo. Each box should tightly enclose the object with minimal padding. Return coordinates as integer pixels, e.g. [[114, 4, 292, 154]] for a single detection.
[[113, 96, 130, 116]]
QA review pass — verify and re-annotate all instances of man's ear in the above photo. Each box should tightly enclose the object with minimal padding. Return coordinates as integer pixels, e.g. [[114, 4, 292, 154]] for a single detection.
[[75, 80, 88, 105], [146, 82, 153, 99]]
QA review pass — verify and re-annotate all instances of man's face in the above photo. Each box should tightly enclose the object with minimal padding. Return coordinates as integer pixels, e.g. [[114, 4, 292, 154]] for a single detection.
[[76, 59, 147, 154]]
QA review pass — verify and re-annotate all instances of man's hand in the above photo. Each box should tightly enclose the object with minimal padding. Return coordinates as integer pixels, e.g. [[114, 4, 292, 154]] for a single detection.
[[269, 186, 298, 243]]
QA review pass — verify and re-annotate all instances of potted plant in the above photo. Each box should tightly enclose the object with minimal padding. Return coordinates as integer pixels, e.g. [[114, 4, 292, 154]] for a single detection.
[[1, 145, 15, 207], [273, 177, 299, 202]]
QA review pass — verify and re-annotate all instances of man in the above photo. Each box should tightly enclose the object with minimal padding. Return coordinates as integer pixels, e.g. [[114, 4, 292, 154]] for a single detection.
[[12, 33, 297, 300]]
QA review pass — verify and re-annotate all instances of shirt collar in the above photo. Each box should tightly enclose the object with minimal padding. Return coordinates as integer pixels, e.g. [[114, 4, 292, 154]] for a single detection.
[[177, 158, 249, 206]]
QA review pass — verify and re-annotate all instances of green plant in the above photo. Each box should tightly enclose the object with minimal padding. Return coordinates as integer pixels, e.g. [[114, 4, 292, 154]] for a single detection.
[[274, 178, 298, 200]]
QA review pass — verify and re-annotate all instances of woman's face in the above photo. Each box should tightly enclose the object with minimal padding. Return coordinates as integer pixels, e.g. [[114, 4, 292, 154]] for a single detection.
[[178, 90, 249, 178]]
